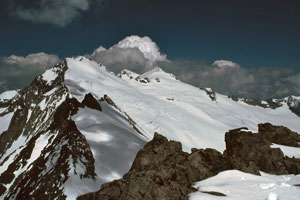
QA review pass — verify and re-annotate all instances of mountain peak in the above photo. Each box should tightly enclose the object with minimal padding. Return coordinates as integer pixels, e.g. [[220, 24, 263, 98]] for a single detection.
[[118, 69, 140, 80], [139, 66, 177, 81]]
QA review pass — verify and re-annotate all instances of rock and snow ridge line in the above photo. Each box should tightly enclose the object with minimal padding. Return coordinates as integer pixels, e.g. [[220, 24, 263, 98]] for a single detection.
[[0, 56, 300, 200], [0, 59, 147, 200], [78, 124, 300, 200], [64, 56, 300, 153]]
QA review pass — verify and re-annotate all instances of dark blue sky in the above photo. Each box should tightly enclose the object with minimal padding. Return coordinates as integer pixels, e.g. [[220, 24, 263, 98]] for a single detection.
[[1, 0, 300, 68]]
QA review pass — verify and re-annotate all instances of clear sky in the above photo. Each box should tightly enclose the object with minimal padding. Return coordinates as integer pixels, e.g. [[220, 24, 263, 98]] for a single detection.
[[1, 0, 300, 68]]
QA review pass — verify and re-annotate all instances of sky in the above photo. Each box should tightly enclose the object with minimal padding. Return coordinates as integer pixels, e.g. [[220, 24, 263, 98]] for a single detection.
[[0, 0, 300, 99]]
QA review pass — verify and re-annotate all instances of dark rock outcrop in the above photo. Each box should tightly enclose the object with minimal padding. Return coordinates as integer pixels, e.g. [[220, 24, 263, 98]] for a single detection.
[[287, 96, 300, 117], [201, 88, 216, 102], [0, 60, 100, 199], [78, 133, 230, 200], [258, 123, 300, 147], [224, 124, 300, 175], [78, 123, 300, 200], [82, 93, 102, 111], [227, 95, 300, 118], [225, 128, 288, 175]]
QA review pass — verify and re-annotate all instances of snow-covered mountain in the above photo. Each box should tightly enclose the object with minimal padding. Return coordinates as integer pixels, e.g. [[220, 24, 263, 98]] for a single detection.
[[0, 57, 299, 199]]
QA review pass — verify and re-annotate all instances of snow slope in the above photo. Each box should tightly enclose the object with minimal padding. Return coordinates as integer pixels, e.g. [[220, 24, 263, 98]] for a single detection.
[[0, 112, 13, 134], [65, 57, 300, 152], [190, 170, 300, 200], [0, 90, 17, 100], [66, 102, 145, 199]]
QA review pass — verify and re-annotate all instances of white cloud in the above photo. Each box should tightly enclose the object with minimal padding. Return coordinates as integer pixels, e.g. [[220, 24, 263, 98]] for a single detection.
[[158, 59, 300, 99], [212, 60, 240, 69], [4, 53, 60, 69], [212, 60, 241, 76], [0, 52, 60, 93], [89, 36, 300, 99], [114, 35, 167, 63], [283, 73, 300, 93], [11, 0, 105, 27], [284, 73, 300, 85], [90, 35, 167, 73]]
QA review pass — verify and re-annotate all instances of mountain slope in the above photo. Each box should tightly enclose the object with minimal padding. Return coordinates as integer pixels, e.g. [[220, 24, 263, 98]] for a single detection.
[[0, 56, 299, 199], [0, 60, 145, 199], [65, 57, 300, 152]]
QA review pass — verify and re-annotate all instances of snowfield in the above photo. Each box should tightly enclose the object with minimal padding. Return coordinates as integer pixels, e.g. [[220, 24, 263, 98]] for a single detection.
[[64, 57, 300, 199], [67, 103, 145, 198], [190, 170, 300, 200], [65, 57, 300, 152]]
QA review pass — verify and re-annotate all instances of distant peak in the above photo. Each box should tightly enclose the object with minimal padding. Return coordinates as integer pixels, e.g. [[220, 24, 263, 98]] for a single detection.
[[140, 66, 177, 81], [118, 69, 140, 79], [73, 56, 89, 61]]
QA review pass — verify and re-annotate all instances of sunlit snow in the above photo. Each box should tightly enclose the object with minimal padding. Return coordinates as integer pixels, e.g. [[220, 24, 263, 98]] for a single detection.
[[0, 90, 17, 100], [65, 57, 300, 152], [42, 68, 57, 84], [190, 170, 300, 200], [0, 112, 14, 134], [66, 103, 145, 198]]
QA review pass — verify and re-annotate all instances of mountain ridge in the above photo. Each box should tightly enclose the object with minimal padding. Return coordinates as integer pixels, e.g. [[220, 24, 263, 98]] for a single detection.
[[0, 57, 299, 199]]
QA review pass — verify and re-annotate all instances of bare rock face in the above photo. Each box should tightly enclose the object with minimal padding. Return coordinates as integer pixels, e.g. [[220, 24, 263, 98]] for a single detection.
[[258, 123, 300, 147], [287, 96, 300, 117], [82, 93, 102, 112], [0, 61, 103, 199], [224, 124, 300, 175], [77, 133, 229, 200], [224, 128, 288, 175], [78, 124, 300, 200]]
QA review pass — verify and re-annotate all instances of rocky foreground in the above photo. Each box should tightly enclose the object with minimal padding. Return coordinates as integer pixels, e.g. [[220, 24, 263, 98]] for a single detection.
[[78, 123, 300, 200]]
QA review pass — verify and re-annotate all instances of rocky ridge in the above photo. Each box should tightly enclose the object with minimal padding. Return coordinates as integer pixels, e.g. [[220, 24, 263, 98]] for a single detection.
[[78, 123, 300, 200], [0, 59, 144, 199], [229, 95, 300, 117]]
